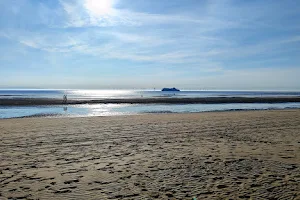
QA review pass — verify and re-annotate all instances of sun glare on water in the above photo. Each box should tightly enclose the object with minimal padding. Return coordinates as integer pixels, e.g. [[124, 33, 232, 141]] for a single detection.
[[68, 89, 134, 99]]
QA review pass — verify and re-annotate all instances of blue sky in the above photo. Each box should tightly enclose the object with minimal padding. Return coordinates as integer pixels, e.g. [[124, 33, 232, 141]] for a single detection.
[[0, 0, 300, 90]]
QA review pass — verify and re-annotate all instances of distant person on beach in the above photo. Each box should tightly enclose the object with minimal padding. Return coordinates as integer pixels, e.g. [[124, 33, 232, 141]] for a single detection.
[[63, 94, 67, 103]]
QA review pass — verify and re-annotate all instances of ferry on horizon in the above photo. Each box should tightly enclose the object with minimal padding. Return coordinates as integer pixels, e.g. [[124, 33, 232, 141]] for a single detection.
[[161, 87, 180, 92]]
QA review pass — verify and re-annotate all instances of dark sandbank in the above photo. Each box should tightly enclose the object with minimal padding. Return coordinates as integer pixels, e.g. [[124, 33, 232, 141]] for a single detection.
[[1, 96, 300, 106]]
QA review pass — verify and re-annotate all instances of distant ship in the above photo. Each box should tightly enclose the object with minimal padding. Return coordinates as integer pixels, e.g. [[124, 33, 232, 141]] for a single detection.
[[161, 87, 180, 92]]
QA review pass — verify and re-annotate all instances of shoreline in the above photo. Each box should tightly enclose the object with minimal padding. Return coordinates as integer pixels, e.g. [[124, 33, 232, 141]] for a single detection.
[[1, 107, 300, 120], [1, 96, 300, 106]]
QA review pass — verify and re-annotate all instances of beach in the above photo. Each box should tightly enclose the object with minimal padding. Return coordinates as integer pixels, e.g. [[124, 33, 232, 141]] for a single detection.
[[0, 110, 299, 199]]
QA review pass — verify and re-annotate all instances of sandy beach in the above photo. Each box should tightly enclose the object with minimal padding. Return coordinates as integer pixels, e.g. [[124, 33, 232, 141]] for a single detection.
[[0, 110, 299, 199]]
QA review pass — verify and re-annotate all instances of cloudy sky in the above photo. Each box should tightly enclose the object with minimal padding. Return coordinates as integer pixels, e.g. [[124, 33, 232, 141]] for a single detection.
[[1, 0, 300, 90]]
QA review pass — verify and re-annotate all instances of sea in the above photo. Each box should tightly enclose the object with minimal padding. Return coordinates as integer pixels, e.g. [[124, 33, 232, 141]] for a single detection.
[[1, 89, 300, 119]]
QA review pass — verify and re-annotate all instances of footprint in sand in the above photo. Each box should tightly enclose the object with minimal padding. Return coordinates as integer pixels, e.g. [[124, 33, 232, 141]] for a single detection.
[[64, 179, 79, 184]]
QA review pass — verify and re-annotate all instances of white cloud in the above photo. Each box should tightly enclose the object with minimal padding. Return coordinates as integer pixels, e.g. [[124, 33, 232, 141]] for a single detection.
[[16, 33, 84, 53], [19, 40, 38, 48], [109, 32, 174, 47]]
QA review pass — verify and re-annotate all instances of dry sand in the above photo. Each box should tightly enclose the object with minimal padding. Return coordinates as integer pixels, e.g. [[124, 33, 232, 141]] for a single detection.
[[0, 110, 299, 199]]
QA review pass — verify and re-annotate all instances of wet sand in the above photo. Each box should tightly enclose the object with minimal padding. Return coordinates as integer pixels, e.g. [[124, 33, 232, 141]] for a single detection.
[[1, 96, 300, 106], [0, 110, 299, 199]]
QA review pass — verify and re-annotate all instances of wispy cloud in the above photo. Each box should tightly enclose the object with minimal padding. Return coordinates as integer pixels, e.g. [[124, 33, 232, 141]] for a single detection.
[[59, 0, 239, 29]]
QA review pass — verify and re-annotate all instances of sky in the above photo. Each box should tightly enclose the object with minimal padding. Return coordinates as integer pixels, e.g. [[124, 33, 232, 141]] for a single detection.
[[0, 0, 300, 90]]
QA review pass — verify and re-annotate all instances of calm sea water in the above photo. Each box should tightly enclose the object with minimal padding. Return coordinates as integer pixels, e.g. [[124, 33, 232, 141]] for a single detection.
[[1, 89, 300, 119], [1, 89, 300, 99]]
